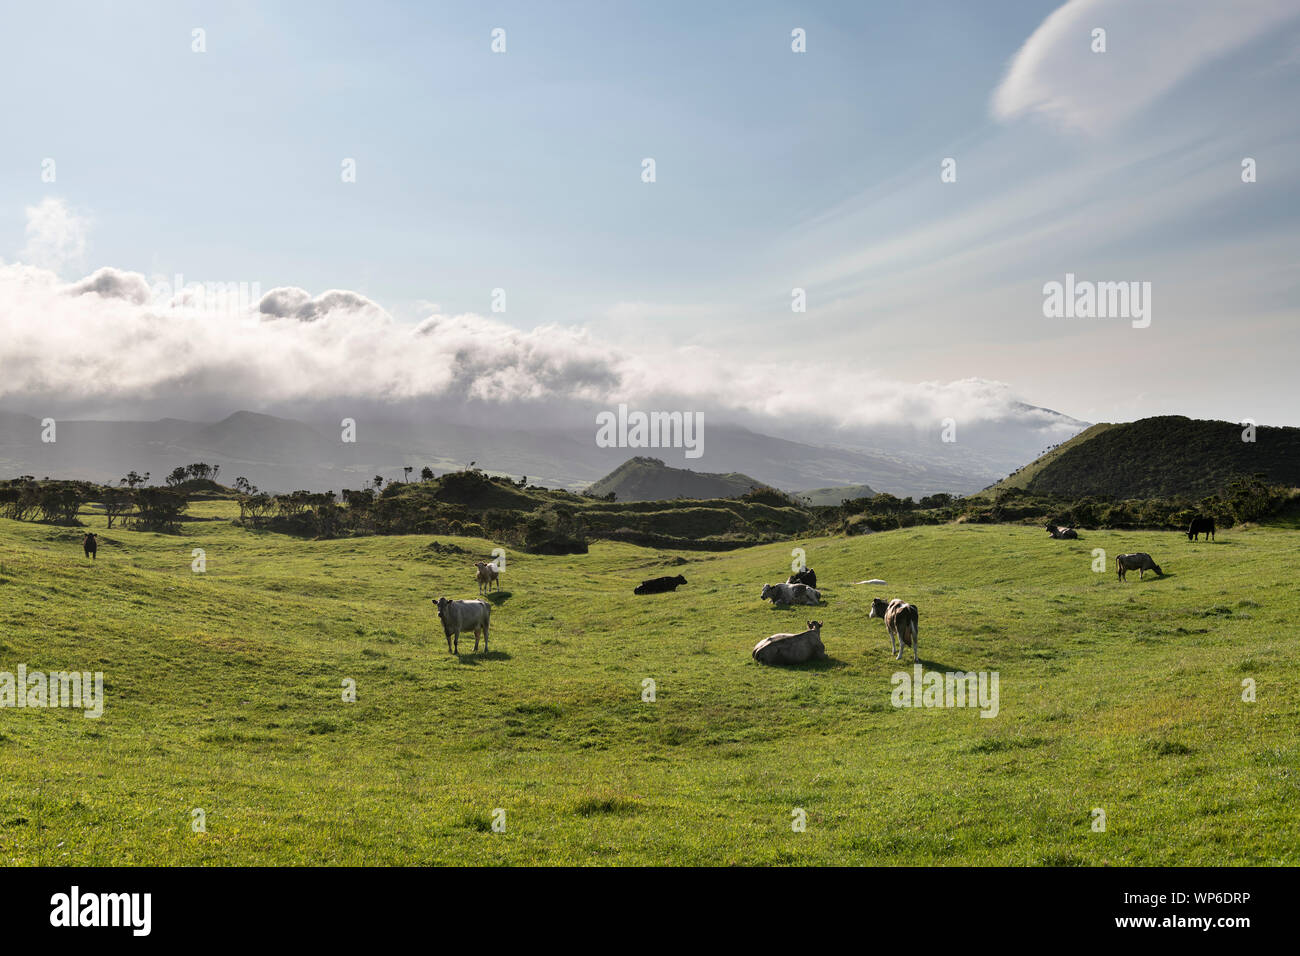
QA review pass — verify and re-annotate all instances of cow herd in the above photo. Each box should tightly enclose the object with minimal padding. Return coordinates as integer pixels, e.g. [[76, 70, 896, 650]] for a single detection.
[[425, 513, 1218, 658]]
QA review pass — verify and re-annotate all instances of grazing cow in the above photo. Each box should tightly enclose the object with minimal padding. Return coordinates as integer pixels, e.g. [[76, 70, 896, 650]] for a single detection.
[[433, 597, 491, 653], [1116, 553, 1163, 582], [752, 621, 826, 666], [787, 567, 817, 588], [82, 533, 97, 560], [869, 597, 919, 662], [1045, 524, 1079, 539], [1187, 516, 1215, 542], [474, 561, 501, 595], [634, 574, 687, 595], [760, 582, 821, 606]]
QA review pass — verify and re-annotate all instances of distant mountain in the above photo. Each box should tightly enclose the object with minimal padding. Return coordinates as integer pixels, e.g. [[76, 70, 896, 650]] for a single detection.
[[586, 457, 765, 502], [978, 416, 1300, 499], [793, 484, 877, 506], [0, 401, 1091, 497]]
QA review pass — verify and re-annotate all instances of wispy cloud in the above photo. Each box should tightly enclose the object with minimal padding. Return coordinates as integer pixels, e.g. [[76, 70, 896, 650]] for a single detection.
[[19, 197, 89, 274], [991, 0, 1300, 134]]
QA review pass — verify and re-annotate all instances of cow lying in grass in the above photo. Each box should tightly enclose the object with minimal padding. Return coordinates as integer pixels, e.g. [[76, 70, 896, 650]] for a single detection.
[[787, 567, 817, 588], [752, 621, 825, 665], [634, 574, 686, 595], [474, 561, 501, 595], [1116, 553, 1163, 581], [869, 597, 919, 662], [760, 582, 821, 606], [1045, 524, 1078, 539], [434, 597, 491, 653]]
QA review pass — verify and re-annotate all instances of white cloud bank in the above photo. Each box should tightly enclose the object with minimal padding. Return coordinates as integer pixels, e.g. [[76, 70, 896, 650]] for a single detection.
[[991, 0, 1300, 134], [0, 259, 1059, 434]]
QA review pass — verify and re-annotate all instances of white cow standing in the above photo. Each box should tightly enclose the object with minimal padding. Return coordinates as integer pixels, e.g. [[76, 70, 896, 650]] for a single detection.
[[434, 597, 491, 654]]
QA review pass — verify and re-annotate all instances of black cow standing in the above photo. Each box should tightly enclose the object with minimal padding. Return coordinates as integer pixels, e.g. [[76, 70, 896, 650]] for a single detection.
[[82, 533, 98, 560], [1187, 516, 1216, 541], [634, 574, 686, 595]]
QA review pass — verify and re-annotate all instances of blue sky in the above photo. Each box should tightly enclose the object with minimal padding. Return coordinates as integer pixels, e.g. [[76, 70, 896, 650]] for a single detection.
[[2, 0, 1298, 428]]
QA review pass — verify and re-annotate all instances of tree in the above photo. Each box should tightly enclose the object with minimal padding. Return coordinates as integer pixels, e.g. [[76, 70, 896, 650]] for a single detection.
[[101, 486, 134, 529], [373, 476, 384, 491], [403, 466, 413, 483], [121, 471, 150, 489], [166, 466, 188, 487], [133, 488, 188, 531], [420, 466, 434, 482], [38, 483, 88, 525]]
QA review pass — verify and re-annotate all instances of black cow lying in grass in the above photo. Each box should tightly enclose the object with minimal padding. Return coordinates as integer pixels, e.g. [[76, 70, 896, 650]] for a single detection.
[[787, 567, 817, 588], [634, 574, 687, 595], [83, 533, 97, 560]]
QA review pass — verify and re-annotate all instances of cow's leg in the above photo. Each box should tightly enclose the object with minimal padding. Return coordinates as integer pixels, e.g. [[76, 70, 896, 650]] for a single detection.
[[889, 623, 900, 659], [912, 626, 919, 664]]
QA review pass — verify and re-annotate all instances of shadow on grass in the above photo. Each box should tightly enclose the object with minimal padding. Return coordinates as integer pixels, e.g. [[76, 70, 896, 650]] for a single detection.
[[755, 655, 850, 671], [453, 650, 512, 664], [484, 590, 512, 605]]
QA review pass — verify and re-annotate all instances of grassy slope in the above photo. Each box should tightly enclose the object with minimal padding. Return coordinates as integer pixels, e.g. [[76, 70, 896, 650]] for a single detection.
[[974, 423, 1117, 498], [1, 500, 1297, 865]]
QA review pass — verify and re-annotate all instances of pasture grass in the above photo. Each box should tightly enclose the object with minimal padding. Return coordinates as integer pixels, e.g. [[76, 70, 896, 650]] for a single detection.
[[0, 505, 1296, 865]]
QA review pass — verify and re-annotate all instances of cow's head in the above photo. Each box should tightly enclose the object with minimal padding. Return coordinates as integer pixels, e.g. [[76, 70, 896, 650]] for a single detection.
[[868, 598, 888, 619], [806, 620, 823, 632], [760, 584, 774, 601], [1151, 563, 1164, 575], [675, 575, 687, 585], [1185, 530, 1195, 540]]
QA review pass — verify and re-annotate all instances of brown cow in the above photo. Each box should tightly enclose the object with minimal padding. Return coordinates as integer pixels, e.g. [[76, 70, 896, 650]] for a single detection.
[[869, 597, 919, 662], [474, 561, 501, 595], [1116, 553, 1162, 581]]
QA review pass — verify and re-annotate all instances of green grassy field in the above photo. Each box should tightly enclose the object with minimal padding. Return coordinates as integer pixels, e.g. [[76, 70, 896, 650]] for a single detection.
[[1, 502, 1297, 865]]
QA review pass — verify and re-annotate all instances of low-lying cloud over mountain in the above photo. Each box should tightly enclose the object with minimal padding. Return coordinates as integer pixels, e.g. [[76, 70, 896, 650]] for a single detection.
[[0, 254, 1081, 454]]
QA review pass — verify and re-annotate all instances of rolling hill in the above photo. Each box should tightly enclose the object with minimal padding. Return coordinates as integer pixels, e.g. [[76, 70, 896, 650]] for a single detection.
[[978, 416, 1300, 499], [793, 484, 878, 506], [585, 456, 766, 502]]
